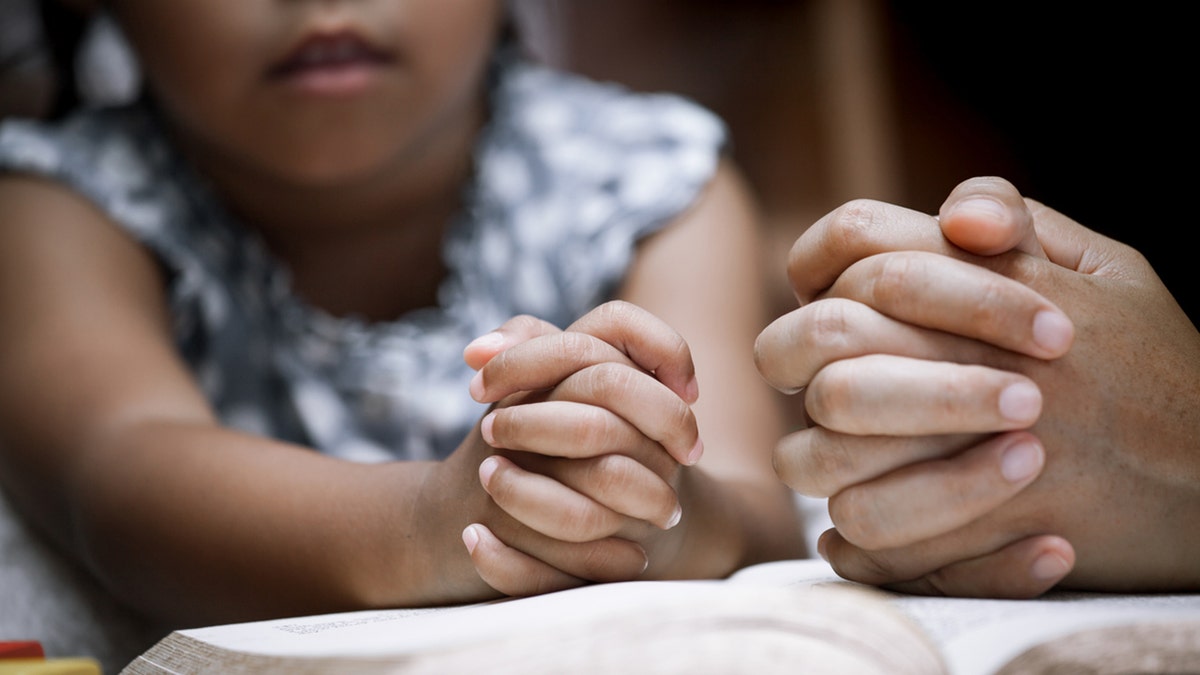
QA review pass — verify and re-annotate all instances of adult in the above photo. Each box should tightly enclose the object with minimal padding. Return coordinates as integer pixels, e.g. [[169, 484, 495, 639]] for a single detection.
[[756, 175, 1200, 597]]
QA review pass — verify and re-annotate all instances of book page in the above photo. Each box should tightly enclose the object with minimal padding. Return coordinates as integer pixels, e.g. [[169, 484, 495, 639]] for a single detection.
[[150, 560, 863, 660], [726, 558, 1200, 675], [892, 592, 1200, 675], [164, 584, 713, 658], [126, 572, 944, 674], [994, 618, 1200, 674], [125, 558, 1200, 675]]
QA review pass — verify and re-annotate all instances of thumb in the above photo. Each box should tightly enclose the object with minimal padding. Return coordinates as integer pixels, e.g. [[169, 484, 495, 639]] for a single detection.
[[938, 176, 1047, 259]]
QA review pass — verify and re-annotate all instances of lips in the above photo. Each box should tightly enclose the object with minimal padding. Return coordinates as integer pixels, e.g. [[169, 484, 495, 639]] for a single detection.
[[268, 31, 395, 94]]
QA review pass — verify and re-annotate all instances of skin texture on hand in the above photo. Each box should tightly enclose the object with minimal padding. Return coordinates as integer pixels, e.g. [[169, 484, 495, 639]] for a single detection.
[[454, 299, 798, 596], [447, 303, 700, 596], [449, 162, 806, 595], [756, 176, 1200, 597]]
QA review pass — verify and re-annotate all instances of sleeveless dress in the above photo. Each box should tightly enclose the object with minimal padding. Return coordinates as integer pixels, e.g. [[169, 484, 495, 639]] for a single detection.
[[0, 53, 726, 464]]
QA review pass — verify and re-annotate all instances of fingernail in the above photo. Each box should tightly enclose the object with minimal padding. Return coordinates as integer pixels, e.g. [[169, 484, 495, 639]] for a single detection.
[[664, 504, 683, 530], [1032, 310, 1073, 356], [685, 376, 700, 403], [465, 331, 505, 354], [462, 525, 480, 554], [998, 382, 1041, 424], [685, 438, 705, 466], [816, 532, 830, 561], [950, 197, 1007, 225], [469, 370, 485, 401], [480, 412, 496, 445], [1000, 439, 1043, 483], [1031, 551, 1071, 581], [478, 456, 499, 486]]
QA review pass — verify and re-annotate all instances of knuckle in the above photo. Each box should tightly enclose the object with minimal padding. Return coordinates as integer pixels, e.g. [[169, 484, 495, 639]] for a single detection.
[[849, 549, 904, 585], [557, 500, 616, 542], [588, 453, 642, 496], [506, 313, 546, 335], [827, 485, 889, 549], [870, 253, 922, 307], [806, 299, 859, 352], [828, 199, 889, 250], [555, 331, 600, 365], [575, 407, 624, 451], [591, 300, 641, 332], [577, 540, 645, 582], [661, 329, 691, 367], [940, 365, 996, 420], [967, 278, 1007, 330], [597, 299, 635, 320], [579, 362, 636, 399], [664, 399, 695, 440], [601, 454, 676, 520], [824, 538, 902, 586]]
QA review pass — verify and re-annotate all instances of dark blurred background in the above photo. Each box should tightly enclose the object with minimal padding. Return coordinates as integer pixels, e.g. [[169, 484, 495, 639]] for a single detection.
[[517, 0, 1196, 324]]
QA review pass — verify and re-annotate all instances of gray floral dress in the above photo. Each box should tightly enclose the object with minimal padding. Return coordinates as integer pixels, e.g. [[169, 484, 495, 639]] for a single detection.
[[0, 54, 726, 464]]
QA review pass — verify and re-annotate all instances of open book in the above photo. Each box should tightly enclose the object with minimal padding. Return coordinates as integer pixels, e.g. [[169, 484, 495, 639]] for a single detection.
[[121, 559, 1200, 675]]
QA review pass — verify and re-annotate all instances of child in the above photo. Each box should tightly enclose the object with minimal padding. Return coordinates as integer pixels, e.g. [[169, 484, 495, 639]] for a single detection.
[[0, 0, 802, 652]]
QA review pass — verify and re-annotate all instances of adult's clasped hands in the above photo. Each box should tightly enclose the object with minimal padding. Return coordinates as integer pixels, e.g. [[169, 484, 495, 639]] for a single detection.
[[755, 176, 1200, 598]]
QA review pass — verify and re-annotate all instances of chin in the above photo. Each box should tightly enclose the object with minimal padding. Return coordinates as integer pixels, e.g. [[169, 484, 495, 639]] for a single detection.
[[271, 145, 397, 189]]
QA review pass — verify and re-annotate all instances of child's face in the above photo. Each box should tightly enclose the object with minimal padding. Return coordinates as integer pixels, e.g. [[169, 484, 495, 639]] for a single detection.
[[108, 0, 505, 186]]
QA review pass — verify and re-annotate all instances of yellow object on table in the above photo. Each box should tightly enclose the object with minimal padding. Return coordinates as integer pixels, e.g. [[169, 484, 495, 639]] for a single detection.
[[0, 659, 101, 675]]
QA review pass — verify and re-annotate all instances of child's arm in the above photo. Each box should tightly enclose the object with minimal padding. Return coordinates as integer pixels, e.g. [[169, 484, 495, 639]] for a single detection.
[[458, 160, 806, 593], [0, 176, 632, 624]]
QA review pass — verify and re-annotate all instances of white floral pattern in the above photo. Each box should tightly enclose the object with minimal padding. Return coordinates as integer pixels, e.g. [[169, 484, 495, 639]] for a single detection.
[[0, 54, 725, 463]]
